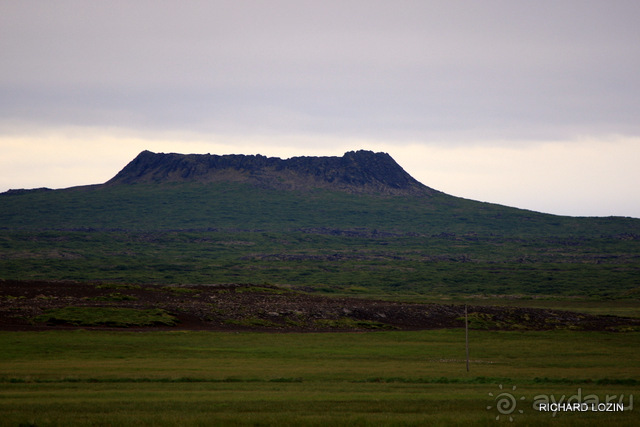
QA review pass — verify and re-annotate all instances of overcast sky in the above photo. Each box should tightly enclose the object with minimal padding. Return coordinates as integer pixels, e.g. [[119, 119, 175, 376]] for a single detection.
[[2, 1, 639, 217]]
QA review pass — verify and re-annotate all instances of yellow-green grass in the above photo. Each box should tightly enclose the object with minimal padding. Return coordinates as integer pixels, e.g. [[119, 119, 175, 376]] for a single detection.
[[1, 329, 638, 426], [2, 382, 637, 426]]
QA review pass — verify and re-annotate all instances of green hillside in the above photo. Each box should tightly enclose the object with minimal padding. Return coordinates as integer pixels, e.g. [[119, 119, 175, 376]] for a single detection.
[[1, 181, 639, 297], [2, 181, 638, 235]]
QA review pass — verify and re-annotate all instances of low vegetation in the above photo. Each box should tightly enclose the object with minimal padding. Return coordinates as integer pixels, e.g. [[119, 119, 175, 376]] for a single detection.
[[2, 181, 639, 298]]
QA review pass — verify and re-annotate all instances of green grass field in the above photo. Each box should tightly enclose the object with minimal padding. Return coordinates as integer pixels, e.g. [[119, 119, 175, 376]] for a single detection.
[[1, 329, 637, 426]]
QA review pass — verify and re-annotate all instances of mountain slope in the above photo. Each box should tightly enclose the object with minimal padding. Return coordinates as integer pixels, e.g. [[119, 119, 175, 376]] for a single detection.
[[1, 150, 639, 297]]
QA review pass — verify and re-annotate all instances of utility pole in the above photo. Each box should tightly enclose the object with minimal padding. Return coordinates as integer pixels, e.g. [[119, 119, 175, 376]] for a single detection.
[[465, 304, 469, 372]]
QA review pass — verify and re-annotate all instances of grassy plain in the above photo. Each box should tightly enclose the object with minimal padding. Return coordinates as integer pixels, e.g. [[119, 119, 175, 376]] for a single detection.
[[0, 329, 638, 426]]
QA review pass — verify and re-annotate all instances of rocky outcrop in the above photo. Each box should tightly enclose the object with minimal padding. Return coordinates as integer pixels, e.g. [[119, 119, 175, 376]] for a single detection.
[[106, 150, 436, 196]]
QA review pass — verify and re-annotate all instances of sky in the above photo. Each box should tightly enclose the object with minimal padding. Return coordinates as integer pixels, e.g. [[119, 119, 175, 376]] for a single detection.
[[1, 0, 639, 218]]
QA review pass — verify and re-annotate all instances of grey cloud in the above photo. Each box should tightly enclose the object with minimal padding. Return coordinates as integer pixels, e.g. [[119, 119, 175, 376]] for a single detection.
[[2, 0, 640, 142]]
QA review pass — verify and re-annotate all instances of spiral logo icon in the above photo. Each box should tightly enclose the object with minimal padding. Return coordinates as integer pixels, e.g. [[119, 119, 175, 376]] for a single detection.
[[487, 385, 525, 421]]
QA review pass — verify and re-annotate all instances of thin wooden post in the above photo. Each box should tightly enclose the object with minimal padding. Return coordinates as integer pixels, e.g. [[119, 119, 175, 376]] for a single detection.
[[465, 304, 469, 372]]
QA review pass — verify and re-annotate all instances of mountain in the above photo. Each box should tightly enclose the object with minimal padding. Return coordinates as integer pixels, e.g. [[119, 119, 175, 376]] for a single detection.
[[106, 150, 433, 196], [2, 149, 639, 236], [1, 150, 639, 296]]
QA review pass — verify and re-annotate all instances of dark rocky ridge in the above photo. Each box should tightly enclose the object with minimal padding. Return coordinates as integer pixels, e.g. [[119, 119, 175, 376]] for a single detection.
[[106, 150, 436, 196]]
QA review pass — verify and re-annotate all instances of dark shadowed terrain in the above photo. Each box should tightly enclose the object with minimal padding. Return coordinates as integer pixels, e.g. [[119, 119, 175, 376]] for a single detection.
[[2, 280, 638, 332]]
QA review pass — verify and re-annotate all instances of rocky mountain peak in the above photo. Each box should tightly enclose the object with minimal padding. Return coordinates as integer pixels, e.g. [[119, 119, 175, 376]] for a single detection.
[[106, 150, 435, 196]]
